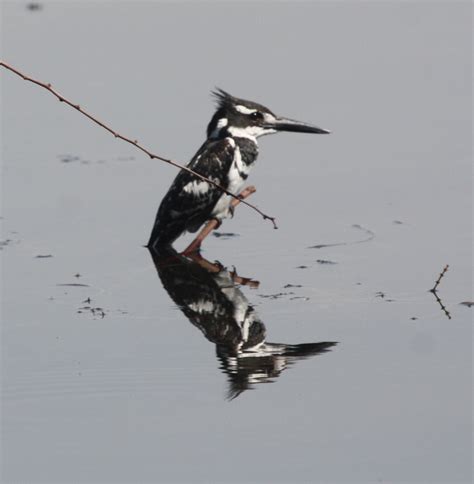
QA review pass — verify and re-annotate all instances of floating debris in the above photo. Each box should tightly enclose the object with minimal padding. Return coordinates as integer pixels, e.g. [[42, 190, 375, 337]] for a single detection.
[[0, 239, 12, 250], [35, 254, 53, 258], [258, 292, 294, 300], [284, 284, 302, 288], [213, 232, 239, 238], [375, 291, 385, 299], [290, 296, 310, 301], [309, 224, 375, 249], [26, 2, 42, 11], [56, 283, 90, 287], [393, 220, 404, 225], [59, 154, 80, 163], [459, 301, 474, 308], [296, 265, 308, 269], [77, 306, 106, 318], [316, 259, 337, 265]]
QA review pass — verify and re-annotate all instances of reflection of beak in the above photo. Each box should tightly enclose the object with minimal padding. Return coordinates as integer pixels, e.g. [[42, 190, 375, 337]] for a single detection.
[[266, 116, 330, 134]]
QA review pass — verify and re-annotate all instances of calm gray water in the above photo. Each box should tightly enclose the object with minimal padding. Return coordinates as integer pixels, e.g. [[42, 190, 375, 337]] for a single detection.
[[1, 2, 472, 483]]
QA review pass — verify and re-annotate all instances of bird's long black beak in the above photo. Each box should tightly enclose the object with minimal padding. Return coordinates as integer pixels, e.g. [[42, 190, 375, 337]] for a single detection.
[[267, 116, 330, 134]]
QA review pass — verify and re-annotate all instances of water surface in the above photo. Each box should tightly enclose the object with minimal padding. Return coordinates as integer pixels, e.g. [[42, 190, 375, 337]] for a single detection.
[[1, 2, 472, 483]]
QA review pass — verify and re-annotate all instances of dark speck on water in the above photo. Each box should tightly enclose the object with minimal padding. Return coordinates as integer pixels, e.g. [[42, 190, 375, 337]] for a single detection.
[[35, 254, 53, 258], [213, 232, 239, 238], [59, 154, 80, 163], [296, 265, 308, 269], [56, 283, 90, 287], [26, 2, 42, 11], [258, 292, 295, 300], [459, 301, 474, 308], [309, 224, 375, 249], [316, 259, 337, 265], [0, 239, 12, 249], [284, 284, 302, 288]]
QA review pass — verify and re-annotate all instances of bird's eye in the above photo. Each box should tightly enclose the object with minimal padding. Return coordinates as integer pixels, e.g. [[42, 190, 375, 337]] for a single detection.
[[250, 111, 264, 121]]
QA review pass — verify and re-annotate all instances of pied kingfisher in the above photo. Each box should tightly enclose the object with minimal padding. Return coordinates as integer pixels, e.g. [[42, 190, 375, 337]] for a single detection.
[[150, 248, 337, 400], [147, 89, 329, 249]]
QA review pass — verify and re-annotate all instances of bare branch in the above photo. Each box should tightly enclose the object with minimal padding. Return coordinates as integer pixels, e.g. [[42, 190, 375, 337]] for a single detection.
[[430, 264, 449, 293], [428, 264, 451, 320], [0, 60, 277, 228]]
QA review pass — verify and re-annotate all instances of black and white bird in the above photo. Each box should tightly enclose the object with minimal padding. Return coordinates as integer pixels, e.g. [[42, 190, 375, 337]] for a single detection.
[[147, 89, 329, 249], [150, 248, 337, 400]]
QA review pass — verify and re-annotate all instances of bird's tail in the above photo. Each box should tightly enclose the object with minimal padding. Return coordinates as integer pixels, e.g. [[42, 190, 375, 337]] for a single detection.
[[146, 218, 182, 250]]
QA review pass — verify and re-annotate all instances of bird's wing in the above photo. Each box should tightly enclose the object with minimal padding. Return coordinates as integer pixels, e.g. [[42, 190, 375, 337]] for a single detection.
[[149, 138, 235, 245]]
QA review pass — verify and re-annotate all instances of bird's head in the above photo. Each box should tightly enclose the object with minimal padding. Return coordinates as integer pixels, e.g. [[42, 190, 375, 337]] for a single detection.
[[207, 88, 330, 142]]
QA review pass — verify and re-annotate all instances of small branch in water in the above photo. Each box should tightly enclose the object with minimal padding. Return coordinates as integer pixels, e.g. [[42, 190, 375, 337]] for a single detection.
[[431, 290, 452, 320], [430, 264, 449, 293], [429, 264, 451, 320], [0, 61, 276, 227]]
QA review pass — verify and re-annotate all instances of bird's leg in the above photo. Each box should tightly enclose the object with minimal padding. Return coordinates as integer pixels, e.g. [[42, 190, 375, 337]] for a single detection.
[[230, 266, 260, 288], [181, 185, 257, 255], [185, 253, 260, 288]]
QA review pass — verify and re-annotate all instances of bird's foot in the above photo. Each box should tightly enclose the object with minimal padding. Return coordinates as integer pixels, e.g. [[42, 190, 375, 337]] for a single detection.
[[182, 187, 257, 254]]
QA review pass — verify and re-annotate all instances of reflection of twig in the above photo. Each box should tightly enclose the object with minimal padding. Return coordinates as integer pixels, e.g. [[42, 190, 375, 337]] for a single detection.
[[429, 264, 451, 320], [431, 290, 452, 320], [430, 264, 449, 293], [186, 253, 259, 288], [0, 61, 277, 228]]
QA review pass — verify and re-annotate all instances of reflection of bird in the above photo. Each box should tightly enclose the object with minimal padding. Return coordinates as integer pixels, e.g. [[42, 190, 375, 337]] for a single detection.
[[216, 343, 335, 401], [150, 248, 337, 400], [147, 90, 329, 249]]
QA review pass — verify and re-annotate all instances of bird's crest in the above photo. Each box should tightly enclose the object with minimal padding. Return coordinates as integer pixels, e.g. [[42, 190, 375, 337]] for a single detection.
[[211, 88, 275, 117], [212, 88, 237, 109]]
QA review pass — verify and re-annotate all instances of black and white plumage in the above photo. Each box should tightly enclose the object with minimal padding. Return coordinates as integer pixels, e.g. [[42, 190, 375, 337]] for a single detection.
[[147, 89, 329, 249], [150, 248, 337, 400]]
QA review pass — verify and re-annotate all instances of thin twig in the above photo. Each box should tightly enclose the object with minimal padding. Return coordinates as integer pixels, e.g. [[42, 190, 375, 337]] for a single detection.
[[429, 264, 451, 320], [430, 264, 449, 293], [431, 290, 452, 320], [0, 60, 277, 228]]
